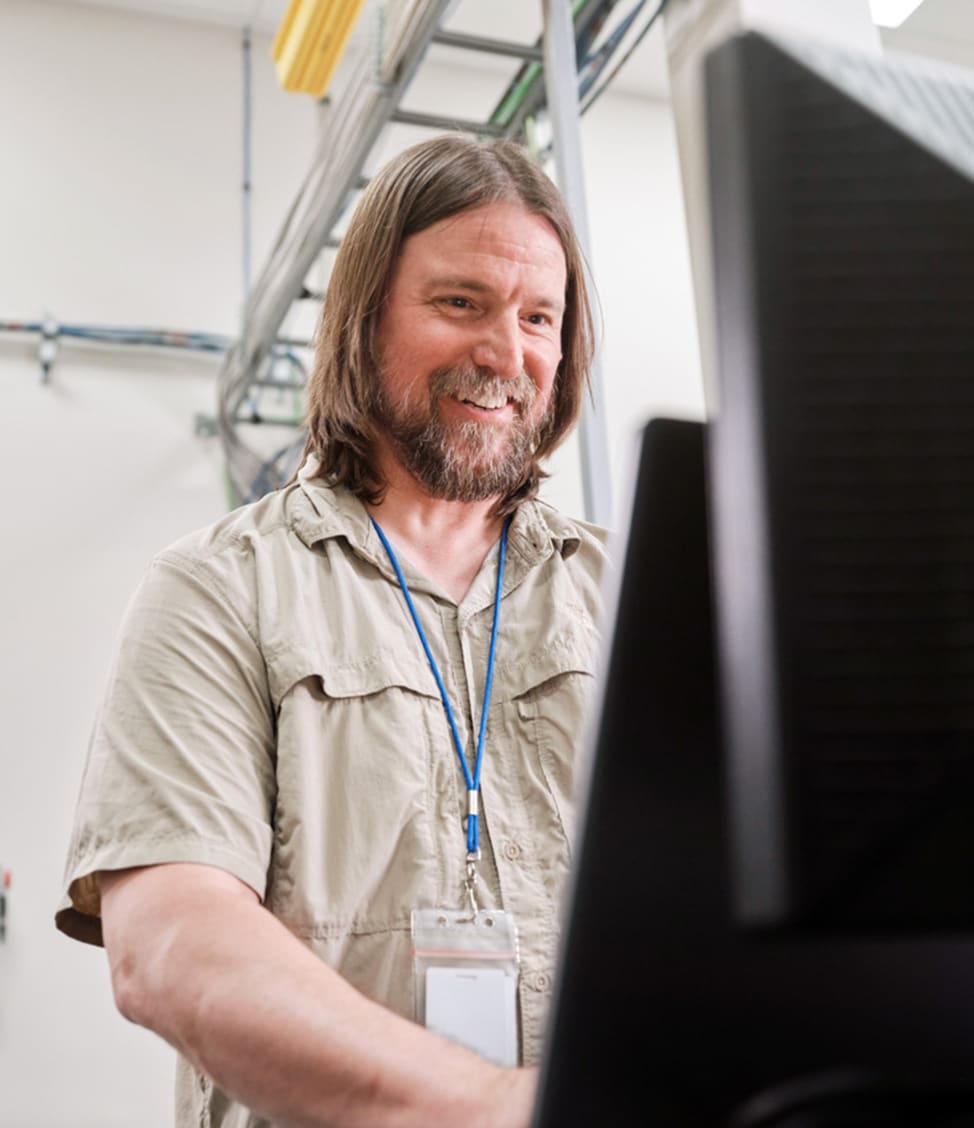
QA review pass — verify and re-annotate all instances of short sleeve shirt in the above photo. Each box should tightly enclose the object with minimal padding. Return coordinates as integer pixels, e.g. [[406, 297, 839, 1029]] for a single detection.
[[57, 476, 607, 1126]]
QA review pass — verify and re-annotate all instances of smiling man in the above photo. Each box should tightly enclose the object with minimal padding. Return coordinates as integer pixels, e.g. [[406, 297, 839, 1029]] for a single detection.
[[57, 135, 608, 1128], [372, 199, 564, 521]]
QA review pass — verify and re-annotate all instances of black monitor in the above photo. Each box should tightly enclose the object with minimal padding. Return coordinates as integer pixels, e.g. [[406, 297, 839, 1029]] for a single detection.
[[533, 30, 974, 1128]]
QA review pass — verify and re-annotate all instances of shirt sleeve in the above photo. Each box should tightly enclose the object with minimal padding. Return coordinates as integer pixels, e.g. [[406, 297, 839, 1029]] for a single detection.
[[56, 551, 277, 947]]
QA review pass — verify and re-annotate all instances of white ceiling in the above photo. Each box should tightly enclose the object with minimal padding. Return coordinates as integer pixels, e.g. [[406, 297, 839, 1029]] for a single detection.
[[49, 0, 974, 102], [50, 0, 674, 97], [54, 0, 290, 30]]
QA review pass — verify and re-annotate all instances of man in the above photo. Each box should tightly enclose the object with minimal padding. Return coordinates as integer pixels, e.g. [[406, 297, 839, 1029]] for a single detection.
[[57, 133, 607, 1127]]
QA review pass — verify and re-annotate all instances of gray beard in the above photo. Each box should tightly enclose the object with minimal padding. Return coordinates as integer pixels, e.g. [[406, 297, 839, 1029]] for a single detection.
[[376, 365, 548, 503]]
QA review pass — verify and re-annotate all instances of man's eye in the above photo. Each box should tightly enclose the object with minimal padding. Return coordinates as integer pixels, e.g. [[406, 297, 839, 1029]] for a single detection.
[[526, 313, 551, 326], [444, 297, 471, 309]]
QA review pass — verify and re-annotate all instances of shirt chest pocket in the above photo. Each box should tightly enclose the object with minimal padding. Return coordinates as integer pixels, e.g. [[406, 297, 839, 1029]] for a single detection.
[[488, 630, 599, 851], [265, 647, 446, 928]]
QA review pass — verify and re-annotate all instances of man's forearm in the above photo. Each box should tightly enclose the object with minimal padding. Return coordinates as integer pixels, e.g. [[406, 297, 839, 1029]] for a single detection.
[[101, 864, 536, 1128]]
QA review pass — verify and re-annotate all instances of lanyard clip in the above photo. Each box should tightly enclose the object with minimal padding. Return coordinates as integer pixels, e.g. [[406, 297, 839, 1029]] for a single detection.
[[463, 851, 481, 917]]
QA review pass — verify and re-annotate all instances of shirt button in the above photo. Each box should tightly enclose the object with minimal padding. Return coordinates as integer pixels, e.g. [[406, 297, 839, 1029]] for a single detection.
[[533, 972, 551, 992], [503, 840, 522, 861]]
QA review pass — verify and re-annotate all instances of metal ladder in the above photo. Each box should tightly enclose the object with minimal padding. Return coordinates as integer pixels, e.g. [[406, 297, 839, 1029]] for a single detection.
[[218, 0, 612, 524]]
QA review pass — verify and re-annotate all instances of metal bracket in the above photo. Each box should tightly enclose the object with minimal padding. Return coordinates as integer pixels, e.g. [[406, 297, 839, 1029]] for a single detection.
[[38, 317, 59, 384]]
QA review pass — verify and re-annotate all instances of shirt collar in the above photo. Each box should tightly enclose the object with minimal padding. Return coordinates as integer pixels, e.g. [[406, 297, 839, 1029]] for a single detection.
[[506, 496, 583, 565], [289, 464, 376, 554], [288, 456, 584, 566]]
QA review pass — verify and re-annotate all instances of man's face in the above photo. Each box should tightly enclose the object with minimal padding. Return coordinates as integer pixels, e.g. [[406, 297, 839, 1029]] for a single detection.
[[372, 200, 567, 502]]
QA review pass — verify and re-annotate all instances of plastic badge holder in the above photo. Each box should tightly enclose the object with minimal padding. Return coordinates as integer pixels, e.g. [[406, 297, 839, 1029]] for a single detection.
[[412, 907, 521, 1067]]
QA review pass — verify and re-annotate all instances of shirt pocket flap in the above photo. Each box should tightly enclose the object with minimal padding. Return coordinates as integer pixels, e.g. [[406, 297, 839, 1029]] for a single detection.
[[491, 625, 599, 704], [267, 645, 441, 706]]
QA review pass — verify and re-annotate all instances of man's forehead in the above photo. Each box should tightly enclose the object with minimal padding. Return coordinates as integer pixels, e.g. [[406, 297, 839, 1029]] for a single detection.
[[423, 201, 560, 241], [398, 203, 568, 281]]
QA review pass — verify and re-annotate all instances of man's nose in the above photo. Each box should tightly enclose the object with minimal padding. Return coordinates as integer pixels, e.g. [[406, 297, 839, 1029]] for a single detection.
[[471, 313, 524, 379]]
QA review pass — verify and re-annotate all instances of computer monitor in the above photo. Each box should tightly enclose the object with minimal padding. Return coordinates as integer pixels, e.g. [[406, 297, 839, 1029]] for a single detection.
[[707, 29, 974, 934], [533, 30, 974, 1127]]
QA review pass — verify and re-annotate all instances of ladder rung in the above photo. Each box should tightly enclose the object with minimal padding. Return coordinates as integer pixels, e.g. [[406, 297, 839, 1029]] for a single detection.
[[390, 109, 506, 136], [431, 30, 544, 63]]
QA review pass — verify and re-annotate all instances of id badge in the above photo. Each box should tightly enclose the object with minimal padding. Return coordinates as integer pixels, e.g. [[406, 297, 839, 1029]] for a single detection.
[[411, 908, 520, 1067]]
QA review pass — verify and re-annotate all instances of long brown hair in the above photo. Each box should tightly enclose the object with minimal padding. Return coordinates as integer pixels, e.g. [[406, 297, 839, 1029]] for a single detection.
[[300, 133, 596, 515]]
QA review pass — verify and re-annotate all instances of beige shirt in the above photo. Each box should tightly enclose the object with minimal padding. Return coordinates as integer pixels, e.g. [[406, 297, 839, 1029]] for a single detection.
[[57, 475, 607, 1127]]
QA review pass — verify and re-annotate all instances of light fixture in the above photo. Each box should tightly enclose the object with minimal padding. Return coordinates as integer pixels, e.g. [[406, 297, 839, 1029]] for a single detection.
[[868, 0, 927, 29], [272, 0, 369, 98]]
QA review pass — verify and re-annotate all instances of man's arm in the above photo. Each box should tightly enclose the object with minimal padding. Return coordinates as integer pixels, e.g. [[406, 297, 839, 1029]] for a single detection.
[[101, 863, 536, 1128]]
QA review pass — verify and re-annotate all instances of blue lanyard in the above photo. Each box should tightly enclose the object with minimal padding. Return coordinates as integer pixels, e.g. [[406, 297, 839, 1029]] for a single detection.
[[370, 516, 510, 858]]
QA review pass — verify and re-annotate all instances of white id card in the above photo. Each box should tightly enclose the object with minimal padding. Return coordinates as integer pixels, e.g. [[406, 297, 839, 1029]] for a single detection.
[[412, 908, 520, 1068], [426, 966, 518, 1066]]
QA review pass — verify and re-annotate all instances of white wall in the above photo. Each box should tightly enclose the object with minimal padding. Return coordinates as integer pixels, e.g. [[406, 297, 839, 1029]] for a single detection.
[[0, 3, 701, 1125]]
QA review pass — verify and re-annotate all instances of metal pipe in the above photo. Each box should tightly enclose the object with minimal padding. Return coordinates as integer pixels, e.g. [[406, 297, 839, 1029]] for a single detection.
[[242, 26, 254, 311], [389, 108, 507, 135], [431, 30, 544, 62], [542, 0, 613, 526]]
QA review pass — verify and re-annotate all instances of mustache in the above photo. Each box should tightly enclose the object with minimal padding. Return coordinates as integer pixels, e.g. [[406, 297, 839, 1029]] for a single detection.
[[427, 366, 537, 410]]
